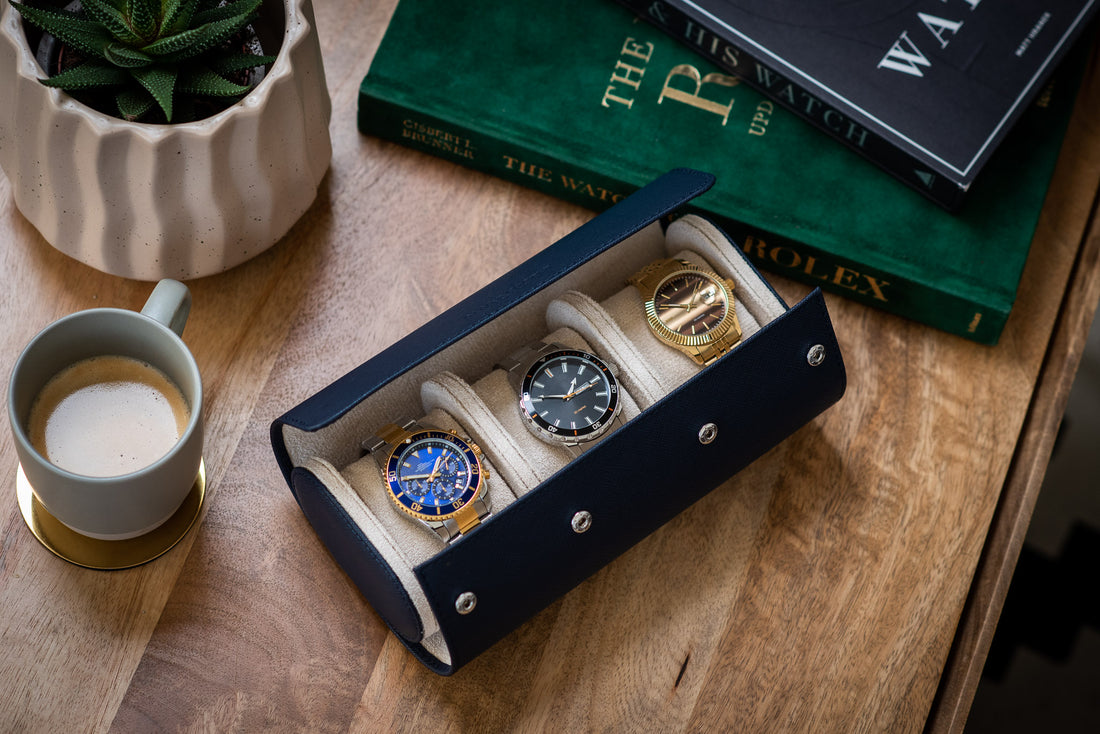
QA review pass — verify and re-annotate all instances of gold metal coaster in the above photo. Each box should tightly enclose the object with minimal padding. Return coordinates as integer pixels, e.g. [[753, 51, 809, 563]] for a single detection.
[[16, 461, 206, 570]]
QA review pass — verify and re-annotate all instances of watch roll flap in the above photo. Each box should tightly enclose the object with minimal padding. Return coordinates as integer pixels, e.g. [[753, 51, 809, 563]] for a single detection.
[[270, 168, 847, 675], [290, 463, 455, 674], [289, 463, 425, 642]]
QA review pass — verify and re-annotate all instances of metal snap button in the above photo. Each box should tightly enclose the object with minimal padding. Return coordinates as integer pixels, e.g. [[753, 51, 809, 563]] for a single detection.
[[699, 423, 718, 445], [455, 592, 477, 615], [807, 344, 826, 366], [571, 511, 592, 533]]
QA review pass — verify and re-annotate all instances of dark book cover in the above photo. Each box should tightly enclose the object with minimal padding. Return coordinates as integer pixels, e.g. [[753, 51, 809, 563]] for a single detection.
[[358, 0, 1085, 343], [621, 0, 1097, 208]]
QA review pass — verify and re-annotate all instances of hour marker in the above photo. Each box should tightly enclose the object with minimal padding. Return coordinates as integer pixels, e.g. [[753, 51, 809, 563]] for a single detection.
[[570, 421, 577, 429], [561, 362, 570, 373], [595, 404, 607, 412], [411, 451, 420, 459], [578, 365, 587, 376], [543, 367, 554, 378], [402, 461, 411, 468], [596, 390, 607, 397], [690, 324, 697, 334], [531, 396, 543, 403], [585, 417, 593, 425], [533, 380, 545, 389], [554, 418, 561, 427]]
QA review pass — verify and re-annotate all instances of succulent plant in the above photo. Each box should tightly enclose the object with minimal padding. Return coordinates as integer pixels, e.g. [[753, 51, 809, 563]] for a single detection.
[[10, 0, 276, 122]]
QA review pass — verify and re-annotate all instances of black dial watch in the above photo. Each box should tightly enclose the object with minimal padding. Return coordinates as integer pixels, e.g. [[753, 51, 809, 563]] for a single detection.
[[362, 418, 491, 543], [500, 341, 623, 455]]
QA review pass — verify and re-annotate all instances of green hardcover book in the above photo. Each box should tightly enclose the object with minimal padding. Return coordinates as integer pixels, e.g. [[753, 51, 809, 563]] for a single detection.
[[358, 0, 1082, 344]]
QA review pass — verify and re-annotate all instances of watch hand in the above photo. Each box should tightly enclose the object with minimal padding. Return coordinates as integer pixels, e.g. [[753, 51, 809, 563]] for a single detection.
[[569, 377, 600, 398], [687, 280, 702, 309], [426, 456, 442, 483], [559, 376, 580, 400], [405, 465, 467, 481], [657, 302, 691, 310]]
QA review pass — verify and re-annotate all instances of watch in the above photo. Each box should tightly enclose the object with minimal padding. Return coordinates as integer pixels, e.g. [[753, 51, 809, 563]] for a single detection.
[[361, 418, 491, 543], [499, 341, 623, 455], [627, 257, 742, 365]]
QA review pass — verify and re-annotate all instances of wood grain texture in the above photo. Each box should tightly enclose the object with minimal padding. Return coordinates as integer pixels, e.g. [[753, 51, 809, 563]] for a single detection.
[[1, 2, 1099, 732], [926, 78, 1100, 731]]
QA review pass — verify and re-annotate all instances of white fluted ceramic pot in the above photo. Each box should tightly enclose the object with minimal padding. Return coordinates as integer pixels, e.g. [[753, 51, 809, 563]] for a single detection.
[[0, 0, 331, 281]]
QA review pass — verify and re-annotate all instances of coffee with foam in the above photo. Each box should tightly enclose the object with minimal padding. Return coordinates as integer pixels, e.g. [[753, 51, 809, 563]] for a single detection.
[[28, 355, 190, 478]]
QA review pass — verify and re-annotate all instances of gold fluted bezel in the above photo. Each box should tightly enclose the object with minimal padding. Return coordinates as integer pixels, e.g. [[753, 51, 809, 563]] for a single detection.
[[641, 263, 741, 349]]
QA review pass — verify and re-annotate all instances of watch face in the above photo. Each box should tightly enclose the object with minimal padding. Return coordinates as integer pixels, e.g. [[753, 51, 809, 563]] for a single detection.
[[651, 270, 730, 342], [520, 349, 620, 443], [384, 431, 483, 521]]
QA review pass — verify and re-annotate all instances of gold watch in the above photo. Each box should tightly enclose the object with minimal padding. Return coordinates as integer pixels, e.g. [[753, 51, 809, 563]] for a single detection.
[[628, 257, 742, 365]]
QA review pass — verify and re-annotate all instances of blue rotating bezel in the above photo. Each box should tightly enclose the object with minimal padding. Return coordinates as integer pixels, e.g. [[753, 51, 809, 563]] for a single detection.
[[383, 430, 483, 521]]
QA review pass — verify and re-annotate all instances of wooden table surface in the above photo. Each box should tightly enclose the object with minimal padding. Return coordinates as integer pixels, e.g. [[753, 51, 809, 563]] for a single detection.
[[3, 2, 1100, 732]]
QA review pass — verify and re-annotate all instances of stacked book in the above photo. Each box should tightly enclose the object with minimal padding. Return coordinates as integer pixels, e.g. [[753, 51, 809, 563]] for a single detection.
[[357, 0, 1094, 344], [615, 0, 1098, 210]]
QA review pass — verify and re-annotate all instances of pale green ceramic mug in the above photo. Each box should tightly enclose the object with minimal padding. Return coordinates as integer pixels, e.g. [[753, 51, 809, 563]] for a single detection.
[[8, 280, 203, 540]]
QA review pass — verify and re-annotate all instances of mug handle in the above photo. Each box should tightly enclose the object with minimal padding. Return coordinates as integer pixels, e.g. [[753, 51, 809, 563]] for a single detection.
[[140, 279, 192, 337]]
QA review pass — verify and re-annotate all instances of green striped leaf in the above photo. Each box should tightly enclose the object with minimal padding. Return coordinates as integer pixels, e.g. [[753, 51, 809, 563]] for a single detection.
[[39, 62, 129, 89], [125, 0, 158, 38], [104, 42, 153, 67], [10, 2, 115, 61], [80, 0, 144, 45], [177, 66, 249, 97], [143, 10, 254, 60], [131, 65, 177, 120], [193, 0, 262, 26], [163, 0, 200, 35], [140, 23, 213, 57], [208, 51, 274, 75], [115, 87, 156, 121]]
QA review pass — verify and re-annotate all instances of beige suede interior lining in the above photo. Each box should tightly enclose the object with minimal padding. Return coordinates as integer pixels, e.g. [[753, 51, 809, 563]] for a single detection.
[[280, 215, 787, 666]]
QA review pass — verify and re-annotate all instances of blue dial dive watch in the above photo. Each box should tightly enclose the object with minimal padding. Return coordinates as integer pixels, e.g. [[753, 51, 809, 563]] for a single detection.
[[363, 419, 491, 543]]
